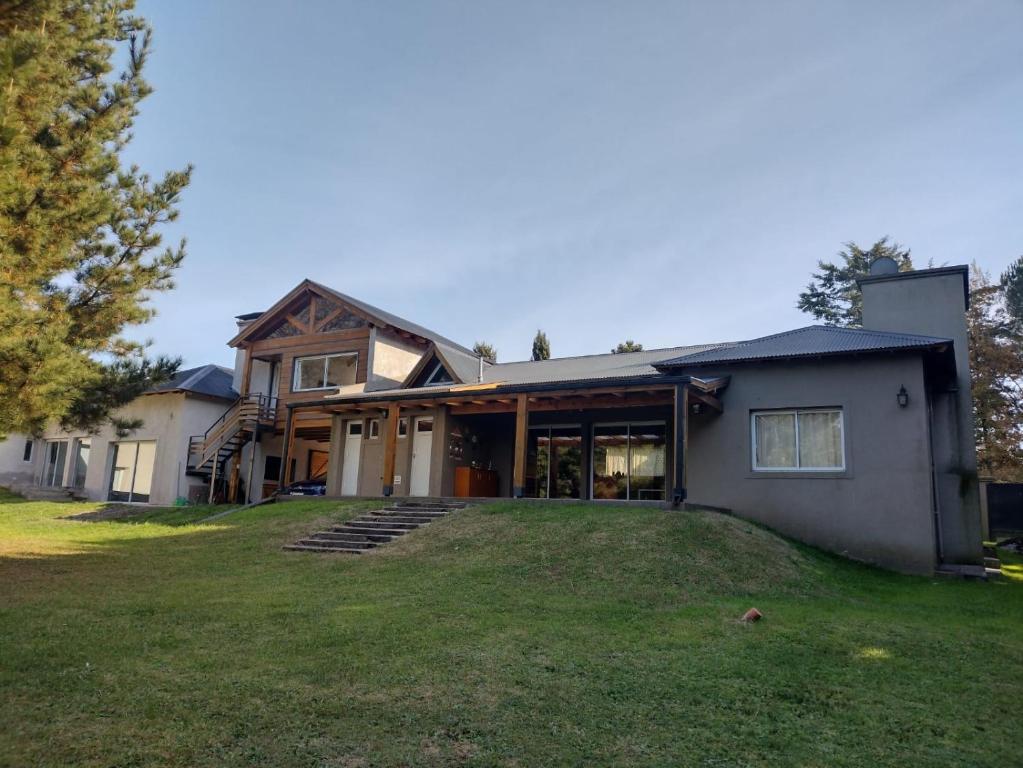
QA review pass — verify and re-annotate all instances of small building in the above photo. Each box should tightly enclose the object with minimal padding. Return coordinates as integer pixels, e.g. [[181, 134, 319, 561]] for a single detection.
[[0, 365, 236, 506], [197, 261, 980, 574]]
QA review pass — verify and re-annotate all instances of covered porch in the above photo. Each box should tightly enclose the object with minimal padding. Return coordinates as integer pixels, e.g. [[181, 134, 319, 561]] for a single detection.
[[280, 377, 728, 504]]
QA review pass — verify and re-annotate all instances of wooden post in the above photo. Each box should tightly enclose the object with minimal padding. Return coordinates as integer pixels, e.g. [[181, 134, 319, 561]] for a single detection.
[[208, 455, 219, 504], [280, 407, 295, 490], [512, 394, 528, 498], [382, 403, 400, 496], [672, 383, 688, 507], [245, 431, 259, 504]]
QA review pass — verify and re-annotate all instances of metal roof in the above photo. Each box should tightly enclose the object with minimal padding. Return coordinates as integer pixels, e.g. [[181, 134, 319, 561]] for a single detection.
[[481, 344, 726, 386], [653, 325, 952, 369], [146, 365, 238, 401]]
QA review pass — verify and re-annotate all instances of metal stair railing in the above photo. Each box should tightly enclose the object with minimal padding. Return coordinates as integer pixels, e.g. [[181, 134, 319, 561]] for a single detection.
[[187, 394, 277, 472]]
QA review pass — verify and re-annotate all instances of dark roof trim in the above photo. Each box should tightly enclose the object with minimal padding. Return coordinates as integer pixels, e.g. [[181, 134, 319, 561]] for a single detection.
[[856, 264, 970, 309]]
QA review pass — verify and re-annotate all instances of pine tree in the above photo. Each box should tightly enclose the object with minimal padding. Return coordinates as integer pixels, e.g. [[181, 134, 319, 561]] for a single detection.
[[1001, 255, 1023, 334], [0, 1, 191, 435], [969, 267, 1023, 481], [531, 330, 550, 361], [472, 341, 497, 364], [612, 340, 643, 353], [797, 237, 913, 327]]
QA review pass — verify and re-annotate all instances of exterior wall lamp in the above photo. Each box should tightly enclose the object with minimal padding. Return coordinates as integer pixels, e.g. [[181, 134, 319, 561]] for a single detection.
[[897, 386, 909, 408]]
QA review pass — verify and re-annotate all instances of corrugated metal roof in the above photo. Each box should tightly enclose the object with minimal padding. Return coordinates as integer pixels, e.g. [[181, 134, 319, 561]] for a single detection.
[[481, 344, 727, 386], [146, 365, 238, 401], [653, 325, 951, 368]]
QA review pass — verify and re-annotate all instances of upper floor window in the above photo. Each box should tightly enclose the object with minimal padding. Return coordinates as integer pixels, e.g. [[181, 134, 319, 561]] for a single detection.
[[752, 409, 844, 471], [293, 353, 357, 392], [422, 361, 454, 387]]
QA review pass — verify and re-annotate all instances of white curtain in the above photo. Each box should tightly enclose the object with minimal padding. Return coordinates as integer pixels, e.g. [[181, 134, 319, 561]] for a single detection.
[[755, 413, 796, 468], [798, 411, 843, 468]]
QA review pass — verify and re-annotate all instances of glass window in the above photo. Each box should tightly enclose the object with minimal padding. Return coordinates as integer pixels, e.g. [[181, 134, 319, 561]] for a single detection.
[[592, 423, 666, 501], [629, 424, 666, 501], [592, 426, 629, 500], [22, 439, 33, 462], [293, 353, 357, 391], [398, 417, 409, 438], [368, 419, 380, 439], [416, 419, 433, 433], [347, 421, 362, 437], [752, 409, 844, 471], [264, 455, 282, 482], [423, 362, 454, 387]]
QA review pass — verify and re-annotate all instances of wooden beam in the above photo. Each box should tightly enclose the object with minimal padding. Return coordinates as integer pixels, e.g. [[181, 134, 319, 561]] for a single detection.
[[239, 353, 253, 397], [512, 394, 528, 497], [382, 403, 400, 497], [280, 408, 296, 489], [286, 313, 310, 334], [313, 305, 345, 333], [688, 389, 723, 413], [449, 392, 673, 416]]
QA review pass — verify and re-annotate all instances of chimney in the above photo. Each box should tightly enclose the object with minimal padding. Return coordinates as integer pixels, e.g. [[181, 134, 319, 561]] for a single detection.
[[858, 262, 981, 567]]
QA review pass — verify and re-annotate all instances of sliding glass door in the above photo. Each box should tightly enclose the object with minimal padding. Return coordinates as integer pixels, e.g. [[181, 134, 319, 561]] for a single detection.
[[41, 440, 69, 487], [109, 441, 157, 502], [72, 439, 91, 489], [592, 422, 667, 501], [525, 426, 582, 499]]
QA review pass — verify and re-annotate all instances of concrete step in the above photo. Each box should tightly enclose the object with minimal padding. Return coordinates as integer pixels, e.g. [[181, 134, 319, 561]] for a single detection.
[[284, 543, 364, 554]]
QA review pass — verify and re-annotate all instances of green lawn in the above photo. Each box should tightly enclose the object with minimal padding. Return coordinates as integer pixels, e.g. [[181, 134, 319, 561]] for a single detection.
[[1, 491, 1021, 767]]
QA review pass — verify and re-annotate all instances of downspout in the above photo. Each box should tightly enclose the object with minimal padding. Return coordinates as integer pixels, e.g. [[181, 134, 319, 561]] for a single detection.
[[925, 386, 944, 564], [478, 354, 484, 383]]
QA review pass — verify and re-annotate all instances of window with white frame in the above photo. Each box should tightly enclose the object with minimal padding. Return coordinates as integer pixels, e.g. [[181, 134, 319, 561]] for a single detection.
[[368, 419, 380, 439], [752, 409, 845, 471], [292, 352, 357, 391], [398, 417, 409, 438]]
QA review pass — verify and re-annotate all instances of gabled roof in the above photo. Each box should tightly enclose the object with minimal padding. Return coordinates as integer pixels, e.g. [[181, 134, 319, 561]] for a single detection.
[[230, 279, 475, 355], [146, 365, 238, 401], [653, 325, 952, 369]]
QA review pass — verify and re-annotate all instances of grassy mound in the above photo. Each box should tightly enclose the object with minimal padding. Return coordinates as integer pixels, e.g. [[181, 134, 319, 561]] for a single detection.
[[1, 496, 1021, 767]]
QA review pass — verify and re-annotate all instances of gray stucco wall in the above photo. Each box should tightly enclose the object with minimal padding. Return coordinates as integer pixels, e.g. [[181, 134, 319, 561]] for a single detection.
[[687, 355, 937, 574]]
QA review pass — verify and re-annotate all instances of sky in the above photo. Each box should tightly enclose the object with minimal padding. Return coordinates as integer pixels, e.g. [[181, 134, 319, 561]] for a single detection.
[[124, 0, 1023, 368]]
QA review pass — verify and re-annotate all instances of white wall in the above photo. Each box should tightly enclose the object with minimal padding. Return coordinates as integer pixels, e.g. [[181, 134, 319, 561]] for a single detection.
[[369, 331, 424, 390], [0, 393, 232, 506], [0, 435, 38, 486]]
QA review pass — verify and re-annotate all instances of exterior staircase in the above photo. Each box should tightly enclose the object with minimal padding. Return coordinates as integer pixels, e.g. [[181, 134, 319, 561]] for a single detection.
[[284, 500, 466, 554], [186, 394, 277, 498]]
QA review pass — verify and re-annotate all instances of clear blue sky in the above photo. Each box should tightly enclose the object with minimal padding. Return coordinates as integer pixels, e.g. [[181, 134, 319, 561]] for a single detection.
[[125, 0, 1023, 368]]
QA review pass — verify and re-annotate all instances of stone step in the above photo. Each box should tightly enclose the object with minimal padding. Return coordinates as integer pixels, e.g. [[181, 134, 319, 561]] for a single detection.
[[393, 501, 465, 510], [360, 514, 438, 525], [376, 508, 448, 518], [330, 525, 408, 540], [284, 543, 364, 554], [346, 519, 422, 531], [306, 533, 376, 548]]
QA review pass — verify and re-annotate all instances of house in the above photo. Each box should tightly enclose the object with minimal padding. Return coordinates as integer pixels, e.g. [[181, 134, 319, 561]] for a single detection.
[[0, 365, 236, 506], [202, 260, 981, 574]]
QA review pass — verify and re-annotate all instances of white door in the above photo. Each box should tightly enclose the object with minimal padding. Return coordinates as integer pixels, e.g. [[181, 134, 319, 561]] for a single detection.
[[409, 417, 433, 497], [341, 421, 362, 496]]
